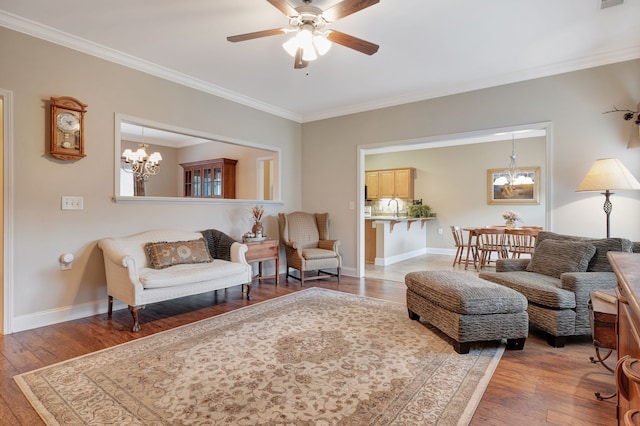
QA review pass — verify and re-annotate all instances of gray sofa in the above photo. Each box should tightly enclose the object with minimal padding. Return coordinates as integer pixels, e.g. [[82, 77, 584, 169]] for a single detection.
[[479, 231, 633, 347]]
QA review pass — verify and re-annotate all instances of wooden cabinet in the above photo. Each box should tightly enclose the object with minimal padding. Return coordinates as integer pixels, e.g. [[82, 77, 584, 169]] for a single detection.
[[609, 252, 640, 424], [244, 239, 279, 285], [181, 158, 237, 199], [365, 171, 380, 200], [366, 168, 414, 200], [394, 168, 413, 199], [365, 219, 377, 264], [379, 170, 396, 198]]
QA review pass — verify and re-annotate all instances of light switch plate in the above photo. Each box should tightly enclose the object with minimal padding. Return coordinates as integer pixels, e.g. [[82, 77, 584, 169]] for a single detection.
[[61, 196, 84, 210]]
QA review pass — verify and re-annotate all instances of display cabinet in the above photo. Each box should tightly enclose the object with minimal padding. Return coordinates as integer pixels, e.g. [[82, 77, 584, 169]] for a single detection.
[[181, 158, 237, 198]]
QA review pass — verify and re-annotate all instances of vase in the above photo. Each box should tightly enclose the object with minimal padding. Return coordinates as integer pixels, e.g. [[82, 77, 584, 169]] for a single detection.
[[252, 221, 263, 236], [505, 220, 516, 229]]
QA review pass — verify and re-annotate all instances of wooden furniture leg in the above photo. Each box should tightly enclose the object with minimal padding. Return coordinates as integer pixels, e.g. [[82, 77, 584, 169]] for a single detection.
[[107, 295, 113, 317], [464, 230, 474, 269], [128, 305, 145, 332]]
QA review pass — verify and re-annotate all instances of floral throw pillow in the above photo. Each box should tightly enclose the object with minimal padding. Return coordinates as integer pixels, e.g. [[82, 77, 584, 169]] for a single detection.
[[145, 238, 213, 269]]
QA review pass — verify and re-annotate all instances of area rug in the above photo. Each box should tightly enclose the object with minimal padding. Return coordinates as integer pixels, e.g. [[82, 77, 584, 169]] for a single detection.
[[15, 288, 504, 425]]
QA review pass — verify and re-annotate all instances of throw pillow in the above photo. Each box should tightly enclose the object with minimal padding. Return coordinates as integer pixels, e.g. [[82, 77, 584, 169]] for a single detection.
[[145, 238, 213, 269], [536, 231, 632, 272], [526, 239, 596, 279]]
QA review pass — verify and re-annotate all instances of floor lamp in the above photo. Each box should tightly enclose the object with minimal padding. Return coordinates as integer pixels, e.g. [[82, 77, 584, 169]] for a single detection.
[[576, 158, 640, 238]]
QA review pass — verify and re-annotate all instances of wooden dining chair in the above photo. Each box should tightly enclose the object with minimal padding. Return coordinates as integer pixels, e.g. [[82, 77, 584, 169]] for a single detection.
[[475, 228, 509, 270], [506, 227, 541, 258], [450, 225, 477, 268]]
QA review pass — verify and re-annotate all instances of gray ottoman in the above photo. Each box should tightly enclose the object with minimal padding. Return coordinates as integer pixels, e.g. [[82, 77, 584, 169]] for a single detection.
[[405, 270, 529, 354]]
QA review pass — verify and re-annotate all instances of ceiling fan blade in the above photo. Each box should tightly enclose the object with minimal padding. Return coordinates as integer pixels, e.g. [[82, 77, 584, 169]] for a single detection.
[[327, 30, 379, 55], [227, 28, 286, 42], [266, 0, 297, 17], [322, 0, 380, 22], [294, 48, 308, 69]]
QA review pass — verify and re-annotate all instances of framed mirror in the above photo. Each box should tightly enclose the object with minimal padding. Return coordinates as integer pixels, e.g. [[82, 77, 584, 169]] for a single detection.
[[114, 114, 281, 203]]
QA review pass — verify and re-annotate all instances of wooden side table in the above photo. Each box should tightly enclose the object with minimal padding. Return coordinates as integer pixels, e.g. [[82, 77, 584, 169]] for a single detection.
[[589, 289, 617, 400], [244, 239, 279, 285]]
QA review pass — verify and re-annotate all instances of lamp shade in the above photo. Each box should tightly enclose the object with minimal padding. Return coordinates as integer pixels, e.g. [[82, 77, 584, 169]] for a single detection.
[[576, 158, 640, 192]]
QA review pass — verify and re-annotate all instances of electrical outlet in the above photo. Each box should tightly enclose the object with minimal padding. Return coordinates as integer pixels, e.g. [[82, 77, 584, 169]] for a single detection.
[[438, 228, 443, 235], [61, 196, 84, 210], [349, 201, 355, 210]]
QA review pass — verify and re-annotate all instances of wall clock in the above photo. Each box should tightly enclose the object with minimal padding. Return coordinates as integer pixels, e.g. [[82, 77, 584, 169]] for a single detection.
[[50, 96, 87, 161]]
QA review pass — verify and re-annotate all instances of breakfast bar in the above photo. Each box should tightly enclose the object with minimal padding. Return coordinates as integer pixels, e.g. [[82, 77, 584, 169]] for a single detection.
[[365, 216, 435, 265]]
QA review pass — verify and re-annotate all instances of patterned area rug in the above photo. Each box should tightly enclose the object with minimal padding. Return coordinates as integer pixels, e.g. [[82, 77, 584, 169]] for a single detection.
[[15, 288, 504, 425]]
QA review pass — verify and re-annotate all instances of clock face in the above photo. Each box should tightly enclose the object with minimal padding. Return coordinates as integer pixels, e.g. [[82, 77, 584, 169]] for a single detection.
[[56, 112, 80, 133]]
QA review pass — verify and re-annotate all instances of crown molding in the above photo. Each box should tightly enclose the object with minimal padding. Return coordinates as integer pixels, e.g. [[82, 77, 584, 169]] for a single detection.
[[2, 10, 639, 125], [301, 46, 640, 123], [0, 11, 302, 123]]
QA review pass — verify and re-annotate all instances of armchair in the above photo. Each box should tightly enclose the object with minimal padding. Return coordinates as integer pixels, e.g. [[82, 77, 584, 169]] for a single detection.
[[278, 211, 342, 285], [479, 231, 633, 347]]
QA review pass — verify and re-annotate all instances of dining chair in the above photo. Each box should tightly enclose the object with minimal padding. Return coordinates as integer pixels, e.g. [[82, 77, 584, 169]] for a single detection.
[[475, 228, 509, 270], [506, 227, 541, 258], [450, 225, 477, 268]]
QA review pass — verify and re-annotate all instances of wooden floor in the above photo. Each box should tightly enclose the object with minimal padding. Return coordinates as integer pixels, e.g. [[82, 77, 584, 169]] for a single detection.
[[0, 275, 618, 425]]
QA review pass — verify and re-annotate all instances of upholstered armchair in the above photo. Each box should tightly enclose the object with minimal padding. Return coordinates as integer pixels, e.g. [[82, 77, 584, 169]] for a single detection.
[[278, 211, 341, 285]]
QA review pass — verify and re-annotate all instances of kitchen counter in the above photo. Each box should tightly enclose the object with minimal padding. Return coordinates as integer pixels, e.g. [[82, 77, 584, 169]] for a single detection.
[[366, 216, 436, 232], [365, 217, 436, 265]]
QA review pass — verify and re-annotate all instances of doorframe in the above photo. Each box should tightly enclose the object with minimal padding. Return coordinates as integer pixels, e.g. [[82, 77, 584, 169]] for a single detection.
[[356, 121, 553, 278], [1, 88, 13, 334], [256, 155, 275, 201]]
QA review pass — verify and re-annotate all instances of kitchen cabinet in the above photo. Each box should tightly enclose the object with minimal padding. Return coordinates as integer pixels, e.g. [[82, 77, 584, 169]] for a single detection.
[[365, 219, 377, 264], [181, 158, 237, 199], [366, 168, 415, 200], [365, 171, 380, 200]]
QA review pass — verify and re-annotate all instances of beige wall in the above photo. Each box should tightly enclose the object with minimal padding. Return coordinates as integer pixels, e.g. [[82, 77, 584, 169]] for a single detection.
[[302, 59, 640, 271], [0, 27, 301, 331]]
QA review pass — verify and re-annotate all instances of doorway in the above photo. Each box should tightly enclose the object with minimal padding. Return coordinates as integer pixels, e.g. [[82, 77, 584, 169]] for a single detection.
[[358, 123, 552, 279]]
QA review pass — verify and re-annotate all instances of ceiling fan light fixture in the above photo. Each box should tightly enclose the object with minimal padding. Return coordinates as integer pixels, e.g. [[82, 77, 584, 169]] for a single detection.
[[313, 33, 332, 55], [301, 45, 318, 61], [282, 37, 298, 57]]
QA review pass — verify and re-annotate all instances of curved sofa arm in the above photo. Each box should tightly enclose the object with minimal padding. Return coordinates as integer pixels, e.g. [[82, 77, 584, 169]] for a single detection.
[[318, 239, 341, 252], [560, 271, 617, 294], [496, 258, 530, 272], [230, 242, 249, 264], [97, 238, 145, 305]]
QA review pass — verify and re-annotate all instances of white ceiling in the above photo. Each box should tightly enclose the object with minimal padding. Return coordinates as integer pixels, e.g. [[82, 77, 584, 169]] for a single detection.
[[1, 0, 639, 122]]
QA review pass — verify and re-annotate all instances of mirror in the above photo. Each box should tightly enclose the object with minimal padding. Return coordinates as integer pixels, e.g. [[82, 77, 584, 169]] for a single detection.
[[114, 114, 281, 202]]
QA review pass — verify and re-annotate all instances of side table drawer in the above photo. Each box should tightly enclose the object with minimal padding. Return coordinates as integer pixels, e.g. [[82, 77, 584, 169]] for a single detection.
[[245, 240, 279, 262]]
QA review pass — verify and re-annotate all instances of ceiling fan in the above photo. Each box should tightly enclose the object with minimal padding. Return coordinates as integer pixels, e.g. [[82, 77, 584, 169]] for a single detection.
[[227, 0, 380, 69]]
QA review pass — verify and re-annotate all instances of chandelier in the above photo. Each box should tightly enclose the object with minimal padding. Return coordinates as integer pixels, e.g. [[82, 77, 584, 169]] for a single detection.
[[493, 134, 534, 186], [121, 128, 162, 182]]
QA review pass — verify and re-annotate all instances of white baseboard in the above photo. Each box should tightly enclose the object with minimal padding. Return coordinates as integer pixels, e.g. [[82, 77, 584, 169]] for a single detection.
[[10, 299, 126, 333], [374, 248, 428, 266]]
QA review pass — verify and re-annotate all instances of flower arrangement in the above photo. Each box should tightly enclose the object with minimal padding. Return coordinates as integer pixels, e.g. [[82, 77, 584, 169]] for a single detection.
[[502, 210, 522, 222], [250, 205, 264, 223]]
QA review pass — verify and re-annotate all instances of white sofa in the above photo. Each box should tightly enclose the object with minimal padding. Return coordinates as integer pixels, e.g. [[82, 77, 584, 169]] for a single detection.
[[98, 229, 252, 331]]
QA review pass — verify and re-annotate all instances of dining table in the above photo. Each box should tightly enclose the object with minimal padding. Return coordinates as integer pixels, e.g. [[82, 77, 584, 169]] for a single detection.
[[462, 226, 542, 270]]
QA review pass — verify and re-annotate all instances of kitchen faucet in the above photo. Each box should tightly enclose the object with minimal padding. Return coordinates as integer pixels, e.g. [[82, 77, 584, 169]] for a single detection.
[[388, 198, 399, 217]]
